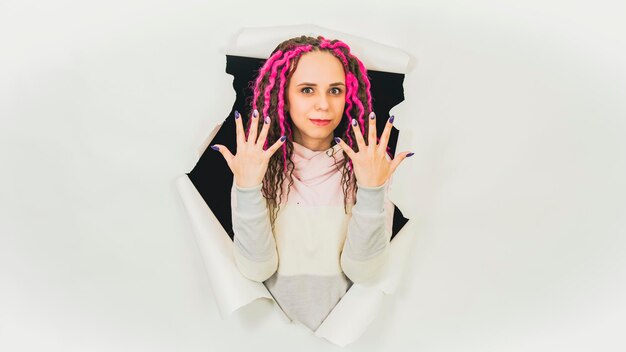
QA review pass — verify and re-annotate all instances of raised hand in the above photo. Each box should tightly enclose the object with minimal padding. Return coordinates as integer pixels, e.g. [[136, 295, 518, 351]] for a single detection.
[[334, 112, 413, 188], [211, 110, 286, 188]]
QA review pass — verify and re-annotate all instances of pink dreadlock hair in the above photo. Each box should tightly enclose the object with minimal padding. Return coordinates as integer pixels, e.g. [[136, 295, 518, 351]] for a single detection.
[[244, 35, 375, 229]]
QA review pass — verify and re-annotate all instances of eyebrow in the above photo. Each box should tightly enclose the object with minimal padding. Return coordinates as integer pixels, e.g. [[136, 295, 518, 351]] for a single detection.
[[296, 82, 346, 87]]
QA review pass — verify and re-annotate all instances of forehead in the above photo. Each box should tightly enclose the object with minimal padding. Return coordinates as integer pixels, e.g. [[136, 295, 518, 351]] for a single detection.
[[290, 51, 345, 82]]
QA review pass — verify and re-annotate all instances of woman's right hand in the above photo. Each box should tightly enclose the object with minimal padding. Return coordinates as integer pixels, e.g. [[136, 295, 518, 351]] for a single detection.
[[211, 110, 286, 188]]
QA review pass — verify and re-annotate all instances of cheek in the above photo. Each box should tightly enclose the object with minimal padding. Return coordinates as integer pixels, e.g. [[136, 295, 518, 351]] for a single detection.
[[289, 96, 312, 116], [285, 90, 296, 109], [335, 97, 346, 112]]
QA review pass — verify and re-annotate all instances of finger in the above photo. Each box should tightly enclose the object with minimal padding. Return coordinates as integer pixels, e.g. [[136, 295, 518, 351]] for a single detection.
[[334, 137, 357, 159], [256, 115, 271, 148], [378, 115, 394, 153], [248, 109, 260, 145], [265, 135, 287, 157], [368, 111, 377, 149], [210, 144, 234, 167], [234, 110, 245, 149], [350, 118, 367, 152], [389, 151, 414, 175]]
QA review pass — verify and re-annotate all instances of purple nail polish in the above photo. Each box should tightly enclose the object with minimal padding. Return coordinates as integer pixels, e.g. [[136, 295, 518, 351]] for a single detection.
[[389, 115, 395, 123], [253, 109, 258, 118], [407, 152, 414, 157], [234, 110, 240, 119], [264, 116, 270, 124], [351, 119, 357, 126], [369, 112, 376, 120], [280, 135, 286, 142], [334, 137, 341, 144], [211, 145, 219, 151]]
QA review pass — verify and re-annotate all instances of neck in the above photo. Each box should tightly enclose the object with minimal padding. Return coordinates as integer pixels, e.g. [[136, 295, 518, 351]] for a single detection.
[[292, 130, 333, 151]]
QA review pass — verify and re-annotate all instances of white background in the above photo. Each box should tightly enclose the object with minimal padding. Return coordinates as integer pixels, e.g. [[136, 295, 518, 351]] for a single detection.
[[1, 0, 625, 351]]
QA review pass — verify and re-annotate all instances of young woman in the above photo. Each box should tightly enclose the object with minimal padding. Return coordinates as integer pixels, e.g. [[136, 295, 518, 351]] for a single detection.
[[210, 35, 413, 331]]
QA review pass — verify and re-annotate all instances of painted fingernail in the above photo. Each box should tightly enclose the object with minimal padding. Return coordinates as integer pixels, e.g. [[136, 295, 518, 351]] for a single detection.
[[253, 109, 258, 118], [351, 118, 357, 126], [369, 112, 376, 120], [389, 115, 395, 123], [234, 110, 240, 119], [334, 137, 341, 144], [264, 116, 270, 124], [280, 135, 286, 142], [211, 145, 219, 151], [407, 152, 414, 157]]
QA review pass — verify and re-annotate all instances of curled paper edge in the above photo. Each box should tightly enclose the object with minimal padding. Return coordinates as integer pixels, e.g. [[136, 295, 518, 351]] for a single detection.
[[314, 221, 416, 346], [226, 24, 410, 74], [176, 175, 278, 319]]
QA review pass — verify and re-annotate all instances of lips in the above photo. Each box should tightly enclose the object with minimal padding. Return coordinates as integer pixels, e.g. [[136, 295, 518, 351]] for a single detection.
[[310, 119, 331, 126]]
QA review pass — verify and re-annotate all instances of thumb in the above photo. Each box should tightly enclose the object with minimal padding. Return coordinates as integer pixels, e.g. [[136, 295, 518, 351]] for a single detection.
[[210, 144, 234, 167], [265, 135, 287, 157], [389, 151, 414, 175]]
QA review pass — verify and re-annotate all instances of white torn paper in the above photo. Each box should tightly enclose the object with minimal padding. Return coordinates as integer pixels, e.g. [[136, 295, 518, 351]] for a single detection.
[[226, 24, 410, 74]]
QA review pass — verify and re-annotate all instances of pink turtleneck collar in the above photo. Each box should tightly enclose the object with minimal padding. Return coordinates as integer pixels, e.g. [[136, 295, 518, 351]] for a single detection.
[[290, 141, 346, 186]]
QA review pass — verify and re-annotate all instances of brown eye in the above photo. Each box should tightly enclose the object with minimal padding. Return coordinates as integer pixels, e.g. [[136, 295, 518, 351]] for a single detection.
[[301, 87, 313, 94], [330, 87, 342, 95]]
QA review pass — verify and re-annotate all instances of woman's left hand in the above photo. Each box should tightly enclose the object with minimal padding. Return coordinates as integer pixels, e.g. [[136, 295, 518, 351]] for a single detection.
[[334, 112, 413, 188]]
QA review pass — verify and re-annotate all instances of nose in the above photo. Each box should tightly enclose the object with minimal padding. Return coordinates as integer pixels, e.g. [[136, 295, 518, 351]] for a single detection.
[[315, 93, 329, 111]]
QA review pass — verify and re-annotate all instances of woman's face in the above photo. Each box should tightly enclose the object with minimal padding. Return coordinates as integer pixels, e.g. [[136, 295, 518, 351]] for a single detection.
[[286, 50, 346, 151]]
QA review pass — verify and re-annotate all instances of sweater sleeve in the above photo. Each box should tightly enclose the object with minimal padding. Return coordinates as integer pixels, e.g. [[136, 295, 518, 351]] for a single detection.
[[340, 180, 394, 283], [230, 182, 278, 282]]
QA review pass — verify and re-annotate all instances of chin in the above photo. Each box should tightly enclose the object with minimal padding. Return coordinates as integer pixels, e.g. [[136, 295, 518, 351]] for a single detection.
[[307, 132, 332, 139]]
